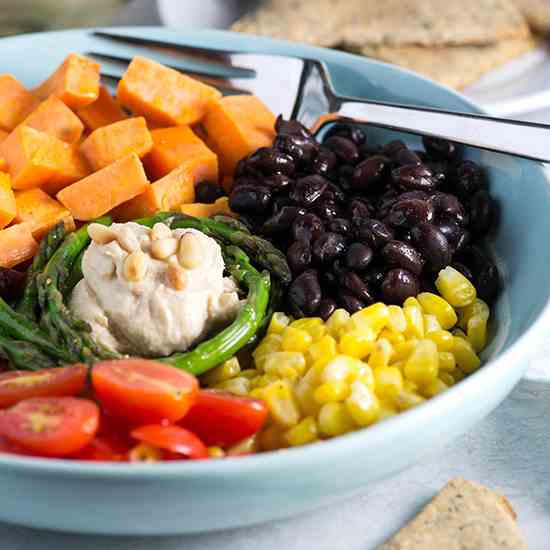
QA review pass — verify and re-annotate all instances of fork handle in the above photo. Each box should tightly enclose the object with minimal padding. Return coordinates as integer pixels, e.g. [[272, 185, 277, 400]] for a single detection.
[[333, 97, 550, 162]]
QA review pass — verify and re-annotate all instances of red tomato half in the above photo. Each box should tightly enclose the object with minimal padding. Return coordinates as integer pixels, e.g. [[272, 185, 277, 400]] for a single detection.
[[131, 424, 208, 459], [91, 359, 198, 425], [0, 397, 99, 457], [0, 435, 32, 456], [71, 435, 130, 461], [179, 390, 268, 447], [0, 365, 88, 408]]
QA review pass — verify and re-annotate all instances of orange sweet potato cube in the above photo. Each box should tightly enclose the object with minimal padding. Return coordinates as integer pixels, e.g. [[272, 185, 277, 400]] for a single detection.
[[0, 223, 38, 268], [80, 117, 153, 171], [21, 95, 84, 144], [0, 130, 8, 144], [180, 197, 234, 218], [14, 188, 75, 239], [34, 53, 100, 110], [76, 85, 128, 130], [117, 56, 221, 127], [144, 125, 218, 181], [57, 153, 149, 221], [0, 75, 39, 132], [202, 95, 275, 179], [0, 126, 88, 193], [0, 173, 16, 229]]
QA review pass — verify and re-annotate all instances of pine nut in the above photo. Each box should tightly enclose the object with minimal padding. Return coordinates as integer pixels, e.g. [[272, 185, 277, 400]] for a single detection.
[[88, 223, 115, 245], [178, 233, 203, 269], [151, 237, 178, 260], [124, 250, 148, 282], [166, 264, 187, 290], [117, 226, 140, 253], [151, 222, 172, 241]]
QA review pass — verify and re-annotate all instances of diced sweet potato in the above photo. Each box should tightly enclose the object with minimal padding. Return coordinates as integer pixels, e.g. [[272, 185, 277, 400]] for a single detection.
[[76, 85, 127, 130], [113, 163, 195, 221], [80, 117, 153, 171], [57, 153, 149, 221], [0, 75, 39, 132], [14, 188, 75, 239], [0, 173, 16, 229], [117, 56, 221, 127], [34, 53, 100, 110], [0, 223, 38, 268], [202, 95, 275, 180], [21, 95, 84, 144], [0, 126, 88, 193], [144, 125, 218, 181], [0, 130, 9, 144], [0, 158, 6, 171], [180, 197, 234, 218]]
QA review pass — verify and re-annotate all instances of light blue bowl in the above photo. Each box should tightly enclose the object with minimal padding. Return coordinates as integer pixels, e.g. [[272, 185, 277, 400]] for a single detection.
[[1, 27, 549, 535]]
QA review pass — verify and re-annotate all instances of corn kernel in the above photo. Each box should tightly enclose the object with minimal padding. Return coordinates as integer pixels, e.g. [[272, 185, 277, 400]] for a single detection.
[[339, 330, 375, 359], [452, 337, 481, 374], [354, 363, 375, 391], [403, 380, 419, 393], [129, 443, 163, 462], [379, 404, 398, 421], [267, 312, 291, 334], [369, 338, 394, 369], [201, 357, 241, 385], [387, 305, 407, 333], [207, 446, 225, 458], [457, 298, 490, 329], [395, 390, 425, 411], [452, 328, 467, 339], [215, 377, 250, 395], [438, 351, 456, 371], [423, 314, 442, 334], [262, 381, 301, 427], [390, 360, 405, 372], [393, 339, 418, 362], [281, 326, 313, 353], [436, 266, 477, 307], [326, 308, 350, 336], [249, 374, 280, 389], [259, 424, 288, 451], [421, 378, 448, 398], [253, 334, 282, 370], [314, 380, 350, 403], [374, 366, 404, 401], [239, 368, 260, 380], [263, 351, 307, 379], [290, 317, 323, 331], [295, 377, 321, 417], [318, 402, 355, 436], [404, 339, 439, 386], [439, 371, 455, 386], [227, 435, 259, 455], [322, 355, 361, 383], [452, 369, 466, 383], [426, 330, 454, 352], [404, 302, 425, 339], [309, 324, 327, 341], [466, 315, 487, 353], [379, 328, 406, 345], [351, 303, 389, 334], [417, 292, 458, 330], [284, 417, 318, 446], [345, 380, 381, 427]]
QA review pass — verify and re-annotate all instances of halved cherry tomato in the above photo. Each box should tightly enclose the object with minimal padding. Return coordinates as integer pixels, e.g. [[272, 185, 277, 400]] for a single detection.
[[0, 365, 88, 408], [71, 435, 129, 461], [131, 424, 208, 459], [179, 390, 268, 447], [0, 397, 99, 457], [91, 359, 198, 425], [0, 435, 32, 456]]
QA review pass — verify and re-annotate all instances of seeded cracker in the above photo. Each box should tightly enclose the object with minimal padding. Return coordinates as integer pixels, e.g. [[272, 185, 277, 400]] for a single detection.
[[515, 0, 550, 33], [231, 0, 530, 48], [379, 478, 528, 550]]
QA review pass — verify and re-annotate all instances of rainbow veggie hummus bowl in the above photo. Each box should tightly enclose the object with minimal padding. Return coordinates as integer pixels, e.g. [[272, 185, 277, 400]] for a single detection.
[[0, 26, 547, 536]]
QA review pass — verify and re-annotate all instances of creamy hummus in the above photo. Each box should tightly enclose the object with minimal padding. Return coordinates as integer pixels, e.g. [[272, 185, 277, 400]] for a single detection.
[[70, 222, 242, 357]]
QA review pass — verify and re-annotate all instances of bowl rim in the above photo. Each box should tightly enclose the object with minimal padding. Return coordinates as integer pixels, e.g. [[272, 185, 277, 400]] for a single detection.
[[0, 25, 548, 479]]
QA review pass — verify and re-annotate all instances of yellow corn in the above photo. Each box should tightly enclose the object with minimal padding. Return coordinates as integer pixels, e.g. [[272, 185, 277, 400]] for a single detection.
[[295, 375, 322, 417], [436, 266, 477, 307], [215, 377, 250, 395], [318, 402, 356, 436], [423, 314, 442, 334], [378, 403, 399, 421], [263, 351, 307, 379], [129, 443, 163, 462], [252, 334, 282, 370], [457, 298, 490, 329], [404, 301, 425, 339], [417, 292, 458, 330], [309, 324, 327, 341], [351, 303, 389, 334], [249, 374, 280, 389], [207, 446, 225, 458], [201, 357, 241, 385], [308, 334, 338, 364], [452, 328, 468, 339], [368, 338, 394, 369], [339, 330, 375, 359], [259, 424, 288, 451], [345, 380, 381, 427], [227, 435, 259, 455], [379, 328, 406, 346], [393, 339, 418, 362], [438, 351, 456, 371], [281, 326, 313, 353], [387, 305, 407, 333], [325, 308, 350, 336], [314, 380, 350, 404], [290, 317, 323, 331], [322, 355, 362, 383], [395, 389, 425, 411], [421, 378, 449, 398], [452, 337, 481, 374], [374, 366, 404, 402], [239, 368, 260, 380], [267, 312, 291, 335], [284, 416, 318, 446], [426, 330, 454, 352], [439, 371, 456, 386], [452, 369, 466, 383], [261, 381, 301, 427], [466, 315, 488, 353], [404, 339, 439, 386]]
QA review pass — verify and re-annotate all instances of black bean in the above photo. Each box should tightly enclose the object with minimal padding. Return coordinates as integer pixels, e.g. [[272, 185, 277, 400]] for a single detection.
[[314, 198, 340, 220], [318, 298, 338, 320], [339, 271, 375, 304], [382, 140, 407, 158], [288, 269, 322, 316], [451, 262, 474, 281], [287, 241, 312, 274], [264, 174, 292, 193], [312, 232, 347, 263], [274, 134, 319, 166], [352, 155, 388, 191], [411, 222, 452, 271], [311, 148, 337, 177], [289, 175, 329, 207], [233, 175, 260, 189], [387, 198, 434, 228], [354, 218, 394, 249], [244, 147, 295, 176], [436, 221, 465, 251], [0, 267, 25, 301], [399, 190, 430, 201], [229, 184, 271, 214], [324, 136, 360, 165], [425, 160, 448, 183], [327, 217, 352, 236], [469, 189, 495, 235], [377, 190, 400, 218], [476, 262, 500, 303], [195, 181, 226, 203], [419, 272, 438, 294], [394, 148, 422, 167], [345, 242, 373, 271], [272, 196, 292, 212], [348, 197, 374, 223], [338, 164, 354, 194], [449, 160, 486, 199], [381, 240, 425, 275], [323, 182, 346, 203], [325, 124, 366, 146], [381, 268, 420, 304], [261, 206, 306, 235], [338, 291, 365, 313], [431, 192, 466, 225], [422, 136, 460, 160], [322, 267, 339, 289], [291, 213, 324, 243], [392, 164, 437, 191], [363, 263, 387, 289], [275, 115, 312, 139]]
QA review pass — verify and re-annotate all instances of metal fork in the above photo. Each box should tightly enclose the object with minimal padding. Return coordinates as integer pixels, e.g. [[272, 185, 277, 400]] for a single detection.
[[91, 30, 550, 163]]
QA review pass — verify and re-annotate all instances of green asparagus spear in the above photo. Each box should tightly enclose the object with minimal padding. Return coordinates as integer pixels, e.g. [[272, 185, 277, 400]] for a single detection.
[[211, 215, 251, 234], [0, 330, 57, 370]]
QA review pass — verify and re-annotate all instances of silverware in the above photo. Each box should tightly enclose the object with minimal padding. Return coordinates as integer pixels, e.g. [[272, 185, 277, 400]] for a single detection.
[[91, 30, 550, 163]]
